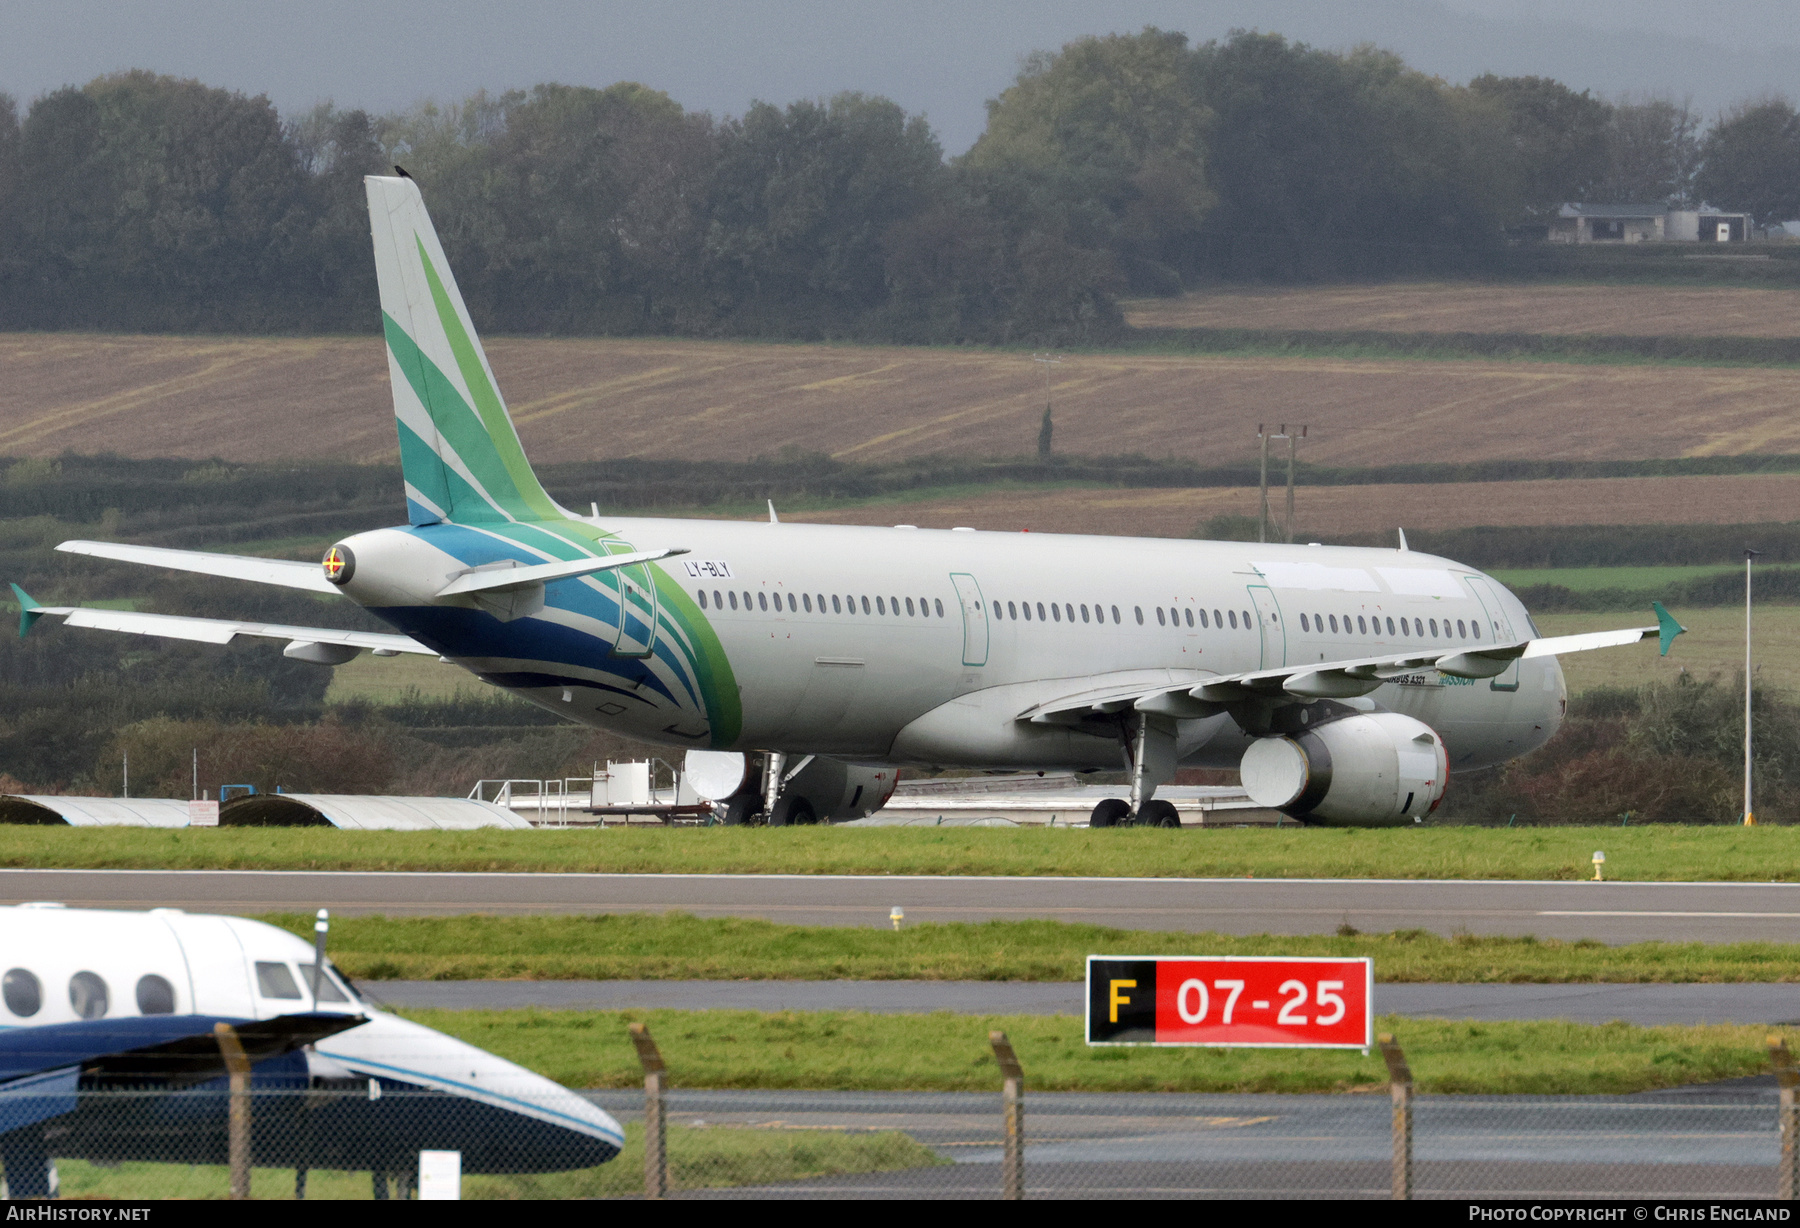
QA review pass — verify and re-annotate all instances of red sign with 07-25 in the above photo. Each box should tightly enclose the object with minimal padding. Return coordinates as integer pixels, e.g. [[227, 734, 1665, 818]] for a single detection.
[[1086, 956, 1373, 1048]]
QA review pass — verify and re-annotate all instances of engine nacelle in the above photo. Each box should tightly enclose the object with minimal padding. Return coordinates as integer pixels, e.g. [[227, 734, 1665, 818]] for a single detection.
[[1239, 713, 1447, 827]]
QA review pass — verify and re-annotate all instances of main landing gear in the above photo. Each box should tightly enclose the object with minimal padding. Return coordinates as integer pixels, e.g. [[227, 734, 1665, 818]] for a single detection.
[[1089, 712, 1184, 828]]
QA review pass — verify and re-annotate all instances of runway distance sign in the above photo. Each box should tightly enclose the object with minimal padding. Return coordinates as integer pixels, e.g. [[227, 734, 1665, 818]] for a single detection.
[[1086, 955, 1373, 1048]]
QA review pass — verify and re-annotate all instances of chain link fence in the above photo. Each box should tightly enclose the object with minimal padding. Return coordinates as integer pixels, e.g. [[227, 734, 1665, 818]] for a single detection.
[[5, 1027, 1798, 1200]]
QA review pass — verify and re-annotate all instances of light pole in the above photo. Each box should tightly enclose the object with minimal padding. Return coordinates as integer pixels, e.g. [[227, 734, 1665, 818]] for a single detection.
[[1745, 548, 1762, 826]]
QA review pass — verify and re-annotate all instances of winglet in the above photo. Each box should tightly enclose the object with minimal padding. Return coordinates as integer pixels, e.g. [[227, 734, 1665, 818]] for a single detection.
[[9, 584, 43, 638], [1653, 601, 1686, 657]]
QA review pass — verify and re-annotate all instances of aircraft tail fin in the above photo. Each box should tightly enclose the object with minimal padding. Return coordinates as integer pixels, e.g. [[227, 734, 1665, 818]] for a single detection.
[[366, 172, 562, 526]]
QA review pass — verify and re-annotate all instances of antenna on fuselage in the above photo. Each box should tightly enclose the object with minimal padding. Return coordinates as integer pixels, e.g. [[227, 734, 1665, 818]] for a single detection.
[[1397, 528, 1410, 552], [768, 500, 780, 524]]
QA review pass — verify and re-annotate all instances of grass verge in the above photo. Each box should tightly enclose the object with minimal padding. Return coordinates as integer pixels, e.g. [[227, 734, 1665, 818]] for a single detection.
[[409, 1007, 1792, 1096], [7, 824, 1798, 880], [52, 1122, 941, 1200], [266, 913, 1800, 984]]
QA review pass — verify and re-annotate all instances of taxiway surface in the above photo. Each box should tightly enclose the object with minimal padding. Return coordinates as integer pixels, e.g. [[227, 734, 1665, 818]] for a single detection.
[[9, 869, 1800, 943]]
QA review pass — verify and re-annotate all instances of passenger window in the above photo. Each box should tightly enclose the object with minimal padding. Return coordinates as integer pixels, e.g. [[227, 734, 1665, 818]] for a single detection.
[[1472, 621, 1481, 640], [1415, 618, 1424, 636], [1063, 604, 1073, 622], [855, 596, 866, 614], [1112, 605, 1121, 624], [256, 961, 302, 1000], [758, 592, 769, 612], [136, 974, 176, 1015], [699, 590, 709, 609], [69, 971, 108, 1019], [1184, 609, 1194, 628], [1300, 613, 1309, 631], [1007, 602, 1017, 619], [935, 599, 944, 617], [1052, 604, 1062, 623], [789, 594, 798, 612], [1156, 608, 1166, 626], [1037, 602, 1046, 621], [2, 968, 40, 1017], [743, 591, 753, 609], [876, 596, 885, 614], [1214, 609, 1223, 627], [728, 591, 738, 610], [298, 963, 351, 1003], [1457, 619, 1467, 638], [1228, 610, 1237, 629], [890, 596, 900, 615], [1328, 615, 1338, 633], [1357, 616, 1366, 634], [1080, 604, 1090, 623], [1429, 619, 1438, 636], [906, 597, 915, 616], [804, 594, 813, 612], [1022, 602, 1032, 621], [831, 595, 842, 613], [1134, 606, 1144, 625]]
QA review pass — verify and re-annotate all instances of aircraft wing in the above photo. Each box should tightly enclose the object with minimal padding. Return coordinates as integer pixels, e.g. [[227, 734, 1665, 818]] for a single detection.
[[0, 1013, 365, 1133], [57, 540, 340, 593], [1019, 604, 1686, 726], [12, 588, 433, 657]]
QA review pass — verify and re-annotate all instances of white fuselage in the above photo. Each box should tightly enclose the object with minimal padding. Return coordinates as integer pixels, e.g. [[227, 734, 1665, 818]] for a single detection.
[[337, 517, 1566, 775]]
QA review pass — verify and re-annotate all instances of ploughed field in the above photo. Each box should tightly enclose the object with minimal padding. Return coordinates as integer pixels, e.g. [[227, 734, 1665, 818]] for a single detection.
[[1121, 282, 1800, 337], [12, 330, 1800, 467]]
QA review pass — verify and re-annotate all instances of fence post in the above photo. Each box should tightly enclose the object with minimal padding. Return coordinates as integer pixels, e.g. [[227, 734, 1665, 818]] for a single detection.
[[629, 1022, 667, 1200], [1773, 1036, 1799, 1199], [214, 1022, 252, 1201], [1379, 1032, 1413, 1201], [990, 1030, 1025, 1201]]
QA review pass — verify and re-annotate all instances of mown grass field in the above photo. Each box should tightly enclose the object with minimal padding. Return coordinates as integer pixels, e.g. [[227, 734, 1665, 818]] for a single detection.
[[263, 913, 1800, 984], [1491, 564, 1744, 592], [53, 1122, 940, 1200], [13, 332, 1800, 469], [409, 1007, 1794, 1096], [1120, 284, 1800, 338], [4, 824, 1794, 880]]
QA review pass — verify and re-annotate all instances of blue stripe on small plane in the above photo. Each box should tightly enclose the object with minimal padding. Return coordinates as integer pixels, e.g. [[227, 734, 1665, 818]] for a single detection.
[[311, 1050, 625, 1145]]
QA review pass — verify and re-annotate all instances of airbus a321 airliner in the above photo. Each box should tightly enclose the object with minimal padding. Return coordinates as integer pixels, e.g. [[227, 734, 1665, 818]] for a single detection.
[[13, 173, 1684, 829]]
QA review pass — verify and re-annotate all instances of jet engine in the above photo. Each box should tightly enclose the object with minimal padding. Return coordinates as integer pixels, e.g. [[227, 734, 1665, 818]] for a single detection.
[[1238, 712, 1447, 827]]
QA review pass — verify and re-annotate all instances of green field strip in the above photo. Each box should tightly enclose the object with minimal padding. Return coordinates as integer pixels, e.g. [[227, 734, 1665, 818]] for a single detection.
[[258, 913, 1800, 985], [408, 1007, 1795, 1096], [8, 824, 1798, 881]]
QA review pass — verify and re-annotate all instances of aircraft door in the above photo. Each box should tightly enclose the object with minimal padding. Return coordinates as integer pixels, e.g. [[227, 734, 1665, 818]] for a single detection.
[[605, 541, 658, 659], [949, 573, 989, 667], [1248, 585, 1286, 669], [1464, 576, 1521, 692]]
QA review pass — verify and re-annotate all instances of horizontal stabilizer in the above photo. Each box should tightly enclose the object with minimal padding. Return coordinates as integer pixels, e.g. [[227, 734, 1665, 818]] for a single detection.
[[436, 547, 687, 596], [24, 604, 432, 658], [57, 541, 338, 594]]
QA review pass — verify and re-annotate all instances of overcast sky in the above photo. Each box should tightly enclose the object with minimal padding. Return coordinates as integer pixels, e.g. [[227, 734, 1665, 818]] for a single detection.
[[6, 0, 1799, 153]]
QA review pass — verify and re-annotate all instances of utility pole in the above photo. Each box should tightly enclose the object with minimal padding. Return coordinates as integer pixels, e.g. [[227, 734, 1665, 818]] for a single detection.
[[1745, 548, 1762, 825], [1257, 425, 1306, 544]]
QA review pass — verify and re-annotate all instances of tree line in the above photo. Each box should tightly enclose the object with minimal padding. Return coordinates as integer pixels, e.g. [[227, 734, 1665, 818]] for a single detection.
[[2, 30, 1799, 342]]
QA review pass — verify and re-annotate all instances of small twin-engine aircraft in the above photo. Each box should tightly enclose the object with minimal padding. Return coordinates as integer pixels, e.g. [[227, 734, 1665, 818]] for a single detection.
[[0, 904, 621, 1198], [11, 173, 1684, 828]]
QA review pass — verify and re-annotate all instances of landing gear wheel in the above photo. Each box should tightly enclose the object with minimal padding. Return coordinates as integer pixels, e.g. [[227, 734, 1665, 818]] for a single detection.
[[720, 795, 759, 826], [1089, 798, 1131, 828], [769, 796, 817, 827], [1140, 799, 1181, 828]]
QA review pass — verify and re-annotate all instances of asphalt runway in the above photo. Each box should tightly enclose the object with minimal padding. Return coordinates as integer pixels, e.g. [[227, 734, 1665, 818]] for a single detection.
[[579, 1087, 1778, 1199], [367, 979, 1800, 1025], [11, 869, 1800, 943]]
